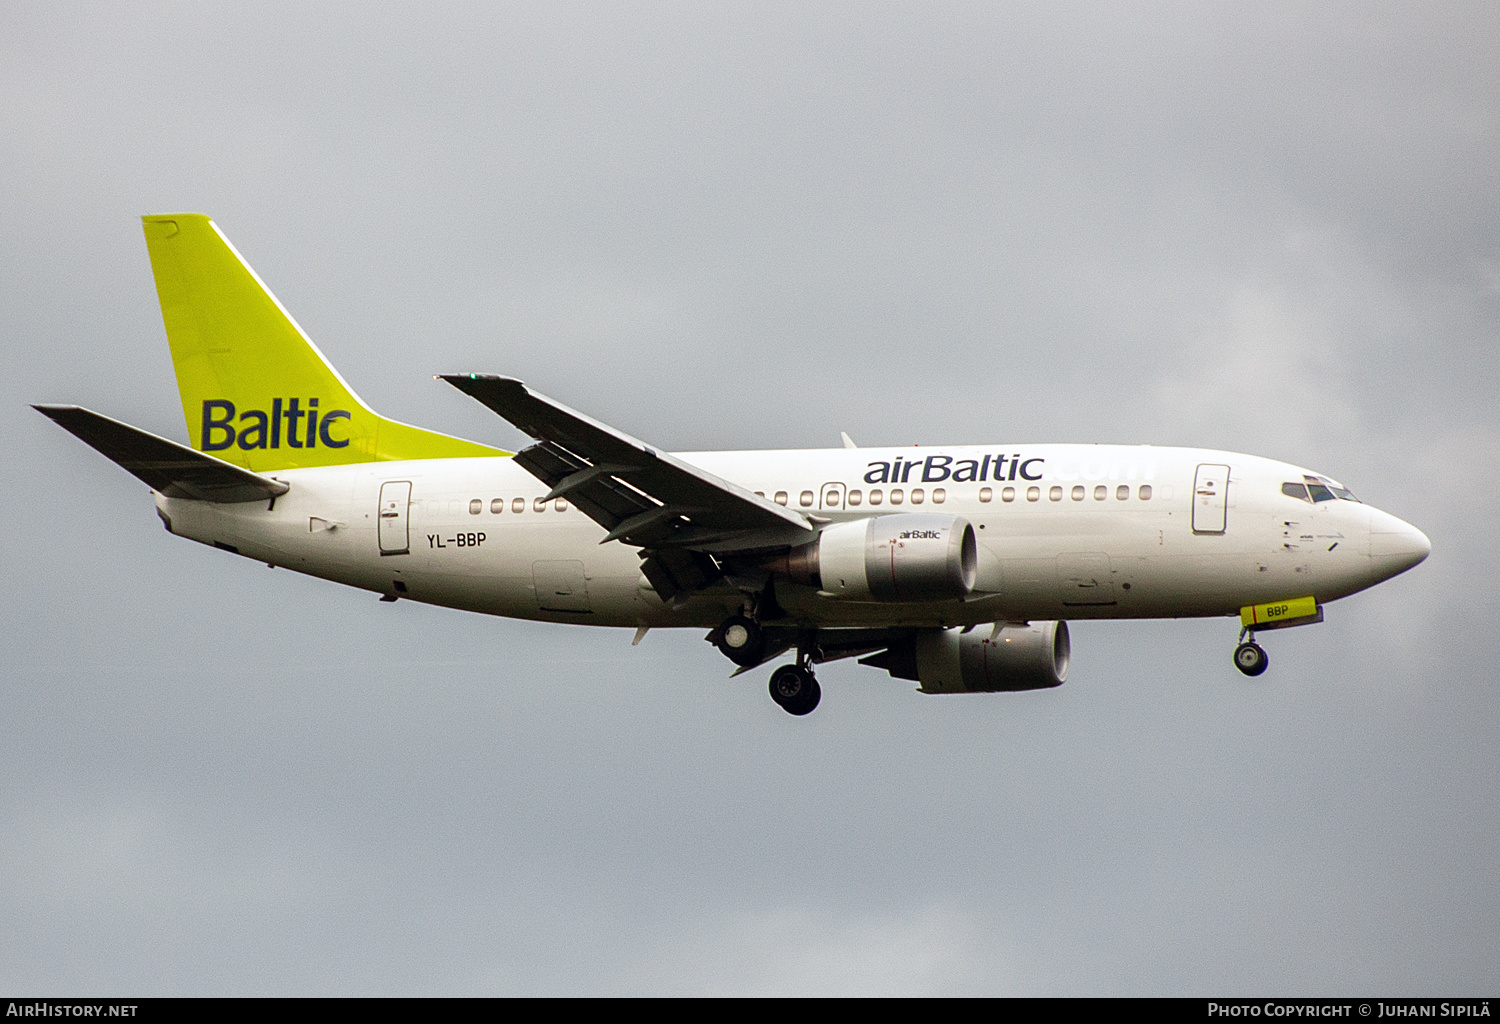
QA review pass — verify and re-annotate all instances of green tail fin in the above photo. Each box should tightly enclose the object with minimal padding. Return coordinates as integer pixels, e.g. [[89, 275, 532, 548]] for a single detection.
[[142, 214, 503, 470]]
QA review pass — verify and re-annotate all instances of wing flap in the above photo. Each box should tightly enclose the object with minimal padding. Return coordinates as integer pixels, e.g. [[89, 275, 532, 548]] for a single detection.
[[512, 438, 661, 540], [34, 405, 289, 503], [439, 375, 814, 550]]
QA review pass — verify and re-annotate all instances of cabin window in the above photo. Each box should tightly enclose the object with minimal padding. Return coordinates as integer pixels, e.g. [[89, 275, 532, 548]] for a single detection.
[[755, 490, 765, 498], [869, 489, 883, 505], [848, 490, 862, 505], [556, 497, 569, 512], [534, 497, 547, 512], [774, 491, 788, 506], [1139, 485, 1153, 500], [512, 497, 525, 513], [931, 488, 945, 504], [799, 490, 814, 507], [1094, 485, 1107, 501], [1050, 486, 1063, 502], [490, 498, 504, 513], [1071, 485, 1085, 501], [979, 487, 992, 503], [1117, 485, 1130, 500], [1027, 486, 1040, 502], [890, 489, 904, 505], [825, 489, 841, 506], [910, 488, 924, 504], [469, 499, 482, 515], [1002, 486, 1015, 502], [1282, 482, 1310, 502]]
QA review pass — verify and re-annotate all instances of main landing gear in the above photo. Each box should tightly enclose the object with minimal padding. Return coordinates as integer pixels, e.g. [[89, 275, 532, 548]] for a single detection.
[[1234, 628, 1269, 677], [769, 661, 821, 716], [713, 613, 766, 667], [710, 609, 820, 715]]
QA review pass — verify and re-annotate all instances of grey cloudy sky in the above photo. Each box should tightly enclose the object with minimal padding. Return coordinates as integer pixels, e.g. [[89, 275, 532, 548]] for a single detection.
[[2, 1, 1497, 995]]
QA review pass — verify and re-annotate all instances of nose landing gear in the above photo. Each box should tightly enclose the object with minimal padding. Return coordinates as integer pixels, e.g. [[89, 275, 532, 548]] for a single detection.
[[1234, 628, 1269, 677], [768, 661, 821, 716]]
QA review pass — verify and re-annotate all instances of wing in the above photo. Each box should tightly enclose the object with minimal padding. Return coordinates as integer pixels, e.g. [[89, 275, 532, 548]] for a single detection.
[[34, 405, 290, 504], [438, 375, 815, 600]]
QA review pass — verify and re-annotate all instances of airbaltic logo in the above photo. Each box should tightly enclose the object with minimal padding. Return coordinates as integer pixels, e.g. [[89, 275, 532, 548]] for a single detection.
[[200, 399, 352, 451], [865, 454, 1043, 484]]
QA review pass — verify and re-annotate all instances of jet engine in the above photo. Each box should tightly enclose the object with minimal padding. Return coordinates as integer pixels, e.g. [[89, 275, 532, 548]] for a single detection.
[[764, 513, 978, 602], [861, 621, 1070, 692]]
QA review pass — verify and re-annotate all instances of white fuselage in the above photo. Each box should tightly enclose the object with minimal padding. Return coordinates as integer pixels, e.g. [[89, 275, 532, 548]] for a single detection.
[[155, 443, 1430, 631]]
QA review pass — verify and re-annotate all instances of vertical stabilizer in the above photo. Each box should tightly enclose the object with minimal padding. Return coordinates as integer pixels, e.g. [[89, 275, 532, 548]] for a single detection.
[[142, 214, 502, 470]]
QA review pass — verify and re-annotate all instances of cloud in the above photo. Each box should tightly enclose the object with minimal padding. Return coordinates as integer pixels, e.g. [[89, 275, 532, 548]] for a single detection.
[[616, 904, 1012, 996]]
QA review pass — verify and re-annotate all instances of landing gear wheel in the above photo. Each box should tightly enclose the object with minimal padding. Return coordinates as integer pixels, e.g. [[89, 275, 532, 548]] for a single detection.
[[1234, 641, 1269, 677], [716, 614, 766, 667], [768, 665, 821, 716]]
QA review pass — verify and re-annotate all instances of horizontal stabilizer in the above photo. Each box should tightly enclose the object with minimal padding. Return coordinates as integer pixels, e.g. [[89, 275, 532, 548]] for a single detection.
[[34, 405, 290, 503]]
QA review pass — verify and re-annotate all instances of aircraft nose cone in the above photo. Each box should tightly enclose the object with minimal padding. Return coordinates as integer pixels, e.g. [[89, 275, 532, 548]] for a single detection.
[[1369, 508, 1431, 578]]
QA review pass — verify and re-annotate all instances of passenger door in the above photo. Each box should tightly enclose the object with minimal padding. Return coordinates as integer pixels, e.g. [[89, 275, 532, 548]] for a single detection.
[[1192, 464, 1230, 534], [819, 481, 846, 511], [378, 480, 412, 555]]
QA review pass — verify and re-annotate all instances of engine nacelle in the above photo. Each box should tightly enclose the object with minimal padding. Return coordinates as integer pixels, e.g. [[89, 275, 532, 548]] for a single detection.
[[910, 621, 1070, 692], [766, 513, 978, 602]]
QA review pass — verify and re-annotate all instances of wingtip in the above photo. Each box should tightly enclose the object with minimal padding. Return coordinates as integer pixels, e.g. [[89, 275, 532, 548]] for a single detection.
[[439, 374, 531, 399]]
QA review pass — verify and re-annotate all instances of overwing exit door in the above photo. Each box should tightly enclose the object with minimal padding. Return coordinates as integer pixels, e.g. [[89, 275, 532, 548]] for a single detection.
[[1192, 464, 1229, 534], [378, 480, 412, 554]]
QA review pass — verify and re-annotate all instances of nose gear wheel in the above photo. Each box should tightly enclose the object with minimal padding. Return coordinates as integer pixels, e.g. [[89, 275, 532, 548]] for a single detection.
[[1234, 641, 1269, 676]]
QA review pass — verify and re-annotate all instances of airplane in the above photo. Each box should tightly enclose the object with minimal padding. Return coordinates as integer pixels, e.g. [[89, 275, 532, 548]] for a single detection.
[[34, 214, 1432, 716]]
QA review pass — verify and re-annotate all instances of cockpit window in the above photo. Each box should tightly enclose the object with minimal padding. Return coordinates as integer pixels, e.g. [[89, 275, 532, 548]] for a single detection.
[[1301, 474, 1360, 503], [1281, 482, 1310, 502]]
